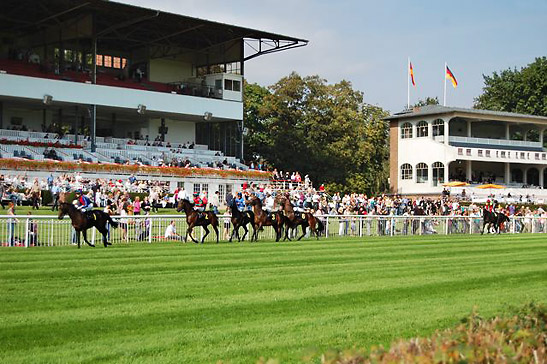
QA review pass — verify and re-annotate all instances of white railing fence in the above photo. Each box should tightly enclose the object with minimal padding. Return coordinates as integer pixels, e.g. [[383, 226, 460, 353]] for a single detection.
[[0, 215, 544, 248]]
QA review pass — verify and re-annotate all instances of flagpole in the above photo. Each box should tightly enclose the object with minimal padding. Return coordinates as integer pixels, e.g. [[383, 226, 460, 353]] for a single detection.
[[443, 62, 447, 106], [407, 57, 410, 109]]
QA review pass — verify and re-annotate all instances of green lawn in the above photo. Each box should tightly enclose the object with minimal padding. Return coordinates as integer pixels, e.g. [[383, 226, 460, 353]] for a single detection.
[[0, 234, 546, 363]]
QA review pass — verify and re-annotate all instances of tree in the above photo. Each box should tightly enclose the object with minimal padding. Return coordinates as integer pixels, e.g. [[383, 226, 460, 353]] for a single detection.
[[244, 73, 390, 194], [412, 97, 439, 108], [474, 57, 547, 116], [243, 81, 270, 162]]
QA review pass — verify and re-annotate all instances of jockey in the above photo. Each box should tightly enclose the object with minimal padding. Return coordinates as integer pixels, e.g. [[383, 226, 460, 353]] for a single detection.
[[193, 192, 205, 212], [485, 199, 493, 213], [75, 190, 92, 212], [235, 192, 246, 212]]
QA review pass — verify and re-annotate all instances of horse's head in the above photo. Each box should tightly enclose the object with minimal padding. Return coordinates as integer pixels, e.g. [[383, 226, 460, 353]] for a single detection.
[[177, 199, 191, 213], [58, 203, 69, 220], [247, 195, 259, 206]]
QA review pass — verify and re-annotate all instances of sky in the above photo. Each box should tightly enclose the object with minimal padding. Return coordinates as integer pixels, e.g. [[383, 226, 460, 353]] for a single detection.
[[120, 0, 546, 113]]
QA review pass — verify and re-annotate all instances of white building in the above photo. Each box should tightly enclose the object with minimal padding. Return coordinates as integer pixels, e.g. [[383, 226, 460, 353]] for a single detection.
[[387, 105, 547, 196]]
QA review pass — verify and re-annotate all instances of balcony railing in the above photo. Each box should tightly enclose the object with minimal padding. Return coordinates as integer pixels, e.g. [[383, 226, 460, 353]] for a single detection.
[[449, 136, 542, 149]]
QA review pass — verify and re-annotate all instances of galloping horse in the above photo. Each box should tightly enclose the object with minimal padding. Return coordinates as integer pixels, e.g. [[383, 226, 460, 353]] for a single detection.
[[176, 199, 219, 243], [481, 209, 509, 234], [247, 196, 283, 242], [275, 194, 324, 240], [58, 203, 118, 248], [228, 201, 255, 242]]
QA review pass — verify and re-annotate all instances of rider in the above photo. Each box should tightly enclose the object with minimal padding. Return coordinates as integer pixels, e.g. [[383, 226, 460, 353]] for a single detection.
[[485, 199, 493, 213], [235, 192, 246, 212], [75, 190, 92, 212], [193, 192, 205, 212]]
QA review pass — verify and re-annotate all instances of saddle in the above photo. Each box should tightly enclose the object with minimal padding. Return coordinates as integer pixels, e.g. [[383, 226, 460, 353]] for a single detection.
[[85, 210, 97, 221], [197, 212, 208, 221]]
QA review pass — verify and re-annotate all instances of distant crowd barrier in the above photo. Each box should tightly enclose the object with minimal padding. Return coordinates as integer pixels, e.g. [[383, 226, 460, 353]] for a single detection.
[[0, 214, 544, 247]]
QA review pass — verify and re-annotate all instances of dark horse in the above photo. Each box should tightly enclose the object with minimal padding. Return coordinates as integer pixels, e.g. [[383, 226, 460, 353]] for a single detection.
[[228, 201, 255, 242], [275, 194, 324, 240], [247, 196, 283, 242], [176, 199, 219, 243], [481, 209, 509, 234], [58, 203, 118, 248]]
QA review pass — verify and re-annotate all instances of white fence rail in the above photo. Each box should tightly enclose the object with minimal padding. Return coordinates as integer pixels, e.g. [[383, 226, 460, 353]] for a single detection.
[[0, 214, 544, 248]]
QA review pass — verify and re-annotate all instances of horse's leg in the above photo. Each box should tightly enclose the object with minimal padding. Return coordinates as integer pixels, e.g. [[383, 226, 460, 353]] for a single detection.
[[77, 230, 81, 249], [213, 223, 219, 244], [201, 225, 210, 244], [98, 227, 110, 247], [241, 223, 248, 242], [284, 222, 292, 241], [481, 220, 486, 235], [297, 225, 306, 241], [187, 225, 198, 244], [229, 224, 236, 242], [82, 229, 94, 247]]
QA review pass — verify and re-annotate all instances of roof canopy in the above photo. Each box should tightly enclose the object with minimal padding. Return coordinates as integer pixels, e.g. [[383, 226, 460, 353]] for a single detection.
[[1, 0, 308, 61]]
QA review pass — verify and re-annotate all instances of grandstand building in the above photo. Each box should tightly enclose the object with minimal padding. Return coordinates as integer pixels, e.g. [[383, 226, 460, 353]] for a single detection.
[[0, 0, 307, 192], [387, 105, 547, 196]]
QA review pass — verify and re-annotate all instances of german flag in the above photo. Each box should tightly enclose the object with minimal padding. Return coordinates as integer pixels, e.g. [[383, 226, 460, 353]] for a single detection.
[[446, 65, 458, 88], [409, 62, 416, 87]]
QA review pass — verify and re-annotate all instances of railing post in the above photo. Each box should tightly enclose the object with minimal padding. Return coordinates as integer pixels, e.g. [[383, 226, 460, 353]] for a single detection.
[[24, 218, 30, 248], [91, 228, 96, 245], [148, 218, 153, 243]]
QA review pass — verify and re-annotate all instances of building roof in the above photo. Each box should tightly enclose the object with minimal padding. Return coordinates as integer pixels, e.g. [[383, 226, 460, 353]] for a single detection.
[[385, 105, 547, 123], [1, 0, 308, 59]]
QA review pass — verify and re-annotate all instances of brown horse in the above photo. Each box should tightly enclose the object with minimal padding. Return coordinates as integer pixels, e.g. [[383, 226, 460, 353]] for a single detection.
[[228, 200, 255, 242], [275, 194, 324, 240], [58, 202, 118, 248], [247, 196, 283, 242], [176, 199, 219, 243]]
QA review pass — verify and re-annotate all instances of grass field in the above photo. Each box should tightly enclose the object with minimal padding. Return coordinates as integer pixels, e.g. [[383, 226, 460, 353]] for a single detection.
[[0, 234, 546, 363]]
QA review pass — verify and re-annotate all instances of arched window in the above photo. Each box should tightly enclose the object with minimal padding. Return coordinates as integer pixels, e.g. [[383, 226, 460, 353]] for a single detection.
[[432, 162, 444, 186], [417, 121, 428, 137], [416, 162, 428, 183], [400, 163, 413, 180], [432, 119, 444, 137], [401, 122, 413, 139]]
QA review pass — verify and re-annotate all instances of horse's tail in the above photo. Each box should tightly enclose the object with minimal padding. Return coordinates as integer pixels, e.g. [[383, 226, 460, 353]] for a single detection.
[[107, 214, 119, 229], [316, 217, 325, 233], [245, 211, 255, 226]]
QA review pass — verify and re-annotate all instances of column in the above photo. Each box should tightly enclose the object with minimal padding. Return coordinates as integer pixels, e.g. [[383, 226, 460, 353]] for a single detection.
[[467, 120, 472, 137], [523, 168, 528, 185], [505, 163, 511, 184], [444, 119, 449, 145], [505, 123, 510, 140], [444, 162, 449, 184], [540, 167, 544, 188], [0, 101, 3, 129], [428, 121, 433, 139], [466, 160, 472, 182], [540, 129, 544, 148], [428, 164, 433, 187]]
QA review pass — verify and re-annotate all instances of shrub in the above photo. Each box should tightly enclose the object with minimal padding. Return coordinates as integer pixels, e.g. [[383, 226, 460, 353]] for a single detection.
[[301, 302, 546, 363]]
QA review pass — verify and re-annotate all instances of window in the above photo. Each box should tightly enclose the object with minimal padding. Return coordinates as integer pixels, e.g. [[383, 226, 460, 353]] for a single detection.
[[193, 183, 209, 195], [432, 162, 444, 186], [417, 121, 428, 137], [486, 150, 491, 157], [432, 119, 444, 137], [96, 55, 103, 67], [196, 62, 242, 77], [478, 150, 483, 157], [113, 57, 121, 69], [416, 163, 428, 183], [401, 122, 413, 139], [466, 149, 472, 156], [400, 164, 413, 180], [223, 79, 241, 92], [103, 55, 112, 68]]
